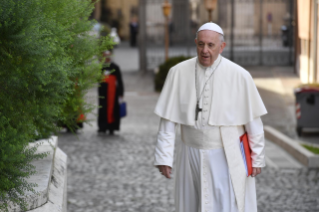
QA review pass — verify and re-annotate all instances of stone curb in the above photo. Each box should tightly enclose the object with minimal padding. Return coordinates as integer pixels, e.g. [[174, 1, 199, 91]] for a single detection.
[[264, 126, 319, 167], [8, 136, 58, 212], [29, 147, 67, 212], [6, 136, 67, 212]]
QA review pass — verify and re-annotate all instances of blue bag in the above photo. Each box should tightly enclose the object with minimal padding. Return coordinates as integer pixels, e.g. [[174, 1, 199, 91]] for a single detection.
[[120, 101, 127, 118]]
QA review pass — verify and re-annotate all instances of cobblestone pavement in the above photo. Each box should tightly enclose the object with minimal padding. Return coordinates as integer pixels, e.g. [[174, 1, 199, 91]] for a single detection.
[[257, 168, 319, 212], [58, 132, 319, 212], [58, 73, 319, 212], [59, 132, 174, 212]]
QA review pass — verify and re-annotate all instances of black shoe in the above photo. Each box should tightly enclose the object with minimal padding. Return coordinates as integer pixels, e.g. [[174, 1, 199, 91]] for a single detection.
[[109, 130, 114, 135], [97, 129, 106, 133]]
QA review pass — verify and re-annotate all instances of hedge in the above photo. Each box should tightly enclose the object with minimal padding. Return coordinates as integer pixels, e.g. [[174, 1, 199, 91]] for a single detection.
[[154, 56, 191, 92], [0, 0, 112, 211]]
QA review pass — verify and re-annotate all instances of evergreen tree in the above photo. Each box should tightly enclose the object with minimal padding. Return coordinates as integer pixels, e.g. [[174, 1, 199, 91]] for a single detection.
[[0, 0, 112, 210]]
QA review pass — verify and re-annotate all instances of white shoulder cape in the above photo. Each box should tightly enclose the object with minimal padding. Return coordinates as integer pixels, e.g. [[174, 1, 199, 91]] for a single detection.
[[154, 56, 267, 126]]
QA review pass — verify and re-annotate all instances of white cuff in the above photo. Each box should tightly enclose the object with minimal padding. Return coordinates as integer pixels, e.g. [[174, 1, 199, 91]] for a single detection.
[[154, 131, 175, 168], [249, 133, 266, 167]]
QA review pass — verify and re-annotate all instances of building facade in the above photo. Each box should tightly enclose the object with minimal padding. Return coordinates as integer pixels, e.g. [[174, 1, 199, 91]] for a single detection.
[[92, 0, 138, 40], [295, 0, 319, 84]]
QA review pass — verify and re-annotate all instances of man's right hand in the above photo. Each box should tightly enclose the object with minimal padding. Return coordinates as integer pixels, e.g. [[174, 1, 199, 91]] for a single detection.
[[157, 165, 172, 179]]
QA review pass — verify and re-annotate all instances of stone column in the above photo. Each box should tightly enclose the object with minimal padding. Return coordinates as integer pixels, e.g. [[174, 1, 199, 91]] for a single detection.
[[138, 0, 147, 72], [218, 0, 229, 29], [172, 0, 190, 44], [94, 0, 101, 21]]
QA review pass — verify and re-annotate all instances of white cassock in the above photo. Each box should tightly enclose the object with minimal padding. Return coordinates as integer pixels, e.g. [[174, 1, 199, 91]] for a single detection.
[[154, 55, 267, 212]]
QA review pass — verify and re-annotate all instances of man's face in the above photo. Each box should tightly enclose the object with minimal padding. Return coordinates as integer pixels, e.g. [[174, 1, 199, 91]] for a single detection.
[[195, 30, 226, 67], [103, 52, 112, 63]]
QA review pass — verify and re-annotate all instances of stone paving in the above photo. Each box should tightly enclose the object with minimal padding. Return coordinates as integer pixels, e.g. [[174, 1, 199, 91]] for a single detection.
[[257, 168, 319, 212], [59, 132, 175, 212], [59, 131, 319, 212]]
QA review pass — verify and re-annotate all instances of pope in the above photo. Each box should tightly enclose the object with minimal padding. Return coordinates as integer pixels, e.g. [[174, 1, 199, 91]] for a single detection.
[[153, 23, 267, 212]]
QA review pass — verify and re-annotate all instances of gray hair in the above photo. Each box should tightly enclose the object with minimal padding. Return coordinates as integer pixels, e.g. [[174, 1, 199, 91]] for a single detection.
[[195, 32, 225, 44]]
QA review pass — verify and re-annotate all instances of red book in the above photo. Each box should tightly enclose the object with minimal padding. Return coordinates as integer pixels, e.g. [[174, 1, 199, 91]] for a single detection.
[[240, 133, 253, 177]]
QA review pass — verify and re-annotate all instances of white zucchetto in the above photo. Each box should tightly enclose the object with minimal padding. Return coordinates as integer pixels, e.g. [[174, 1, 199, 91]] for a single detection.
[[197, 22, 224, 35]]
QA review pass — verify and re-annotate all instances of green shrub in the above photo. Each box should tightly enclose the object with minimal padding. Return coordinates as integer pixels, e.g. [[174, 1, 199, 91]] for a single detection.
[[154, 56, 191, 92], [0, 0, 112, 210]]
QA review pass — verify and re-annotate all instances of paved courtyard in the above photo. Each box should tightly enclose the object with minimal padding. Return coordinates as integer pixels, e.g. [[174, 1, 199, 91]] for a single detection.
[[59, 131, 319, 212]]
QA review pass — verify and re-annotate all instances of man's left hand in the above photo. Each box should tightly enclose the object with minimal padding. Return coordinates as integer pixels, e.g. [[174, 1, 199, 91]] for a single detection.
[[251, 167, 261, 177]]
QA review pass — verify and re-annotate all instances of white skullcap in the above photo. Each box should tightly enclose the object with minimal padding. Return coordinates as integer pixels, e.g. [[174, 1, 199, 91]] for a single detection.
[[197, 22, 224, 35]]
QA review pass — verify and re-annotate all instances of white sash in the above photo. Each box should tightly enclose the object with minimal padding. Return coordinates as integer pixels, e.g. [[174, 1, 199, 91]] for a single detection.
[[181, 125, 244, 150], [220, 126, 247, 212]]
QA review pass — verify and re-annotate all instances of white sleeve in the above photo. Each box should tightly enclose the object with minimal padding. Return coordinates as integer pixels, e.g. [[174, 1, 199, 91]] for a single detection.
[[154, 118, 177, 168], [244, 117, 266, 168]]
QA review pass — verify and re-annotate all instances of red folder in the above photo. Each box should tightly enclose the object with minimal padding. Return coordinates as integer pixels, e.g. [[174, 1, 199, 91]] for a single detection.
[[240, 133, 253, 177]]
